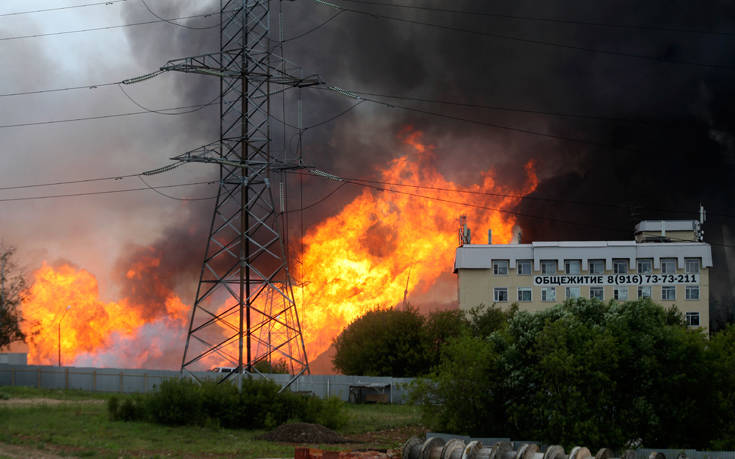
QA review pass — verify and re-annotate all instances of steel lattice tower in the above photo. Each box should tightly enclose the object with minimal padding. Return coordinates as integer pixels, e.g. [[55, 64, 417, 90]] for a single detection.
[[159, 0, 317, 386]]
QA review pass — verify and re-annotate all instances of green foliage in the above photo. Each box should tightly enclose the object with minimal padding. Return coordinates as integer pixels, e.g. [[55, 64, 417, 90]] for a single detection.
[[0, 244, 26, 348], [106, 377, 347, 430], [411, 298, 735, 449], [332, 306, 431, 376]]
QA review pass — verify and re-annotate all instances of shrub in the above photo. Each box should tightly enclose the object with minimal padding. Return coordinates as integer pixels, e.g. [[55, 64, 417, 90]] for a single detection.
[[107, 376, 347, 431]]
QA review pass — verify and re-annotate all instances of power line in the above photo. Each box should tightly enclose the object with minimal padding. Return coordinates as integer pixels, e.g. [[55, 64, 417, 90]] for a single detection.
[[312, 0, 735, 71], [324, 87, 638, 152], [283, 10, 344, 42], [0, 0, 127, 18], [285, 182, 347, 213], [0, 11, 220, 42], [139, 0, 220, 30], [334, 0, 735, 38], [314, 87, 661, 126], [0, 100, 217, 129], [118, 84, 219, 115], [137, 175, 216, 201], [0, 81, 119, 98], [0, 181, 216, 203]]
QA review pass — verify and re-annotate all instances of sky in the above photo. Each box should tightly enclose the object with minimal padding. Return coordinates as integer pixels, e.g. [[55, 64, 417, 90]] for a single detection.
[[1, 0, 735, 354]]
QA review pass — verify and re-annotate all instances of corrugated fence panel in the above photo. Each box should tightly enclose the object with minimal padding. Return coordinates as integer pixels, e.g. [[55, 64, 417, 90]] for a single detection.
[[0, 364, 415, 403]]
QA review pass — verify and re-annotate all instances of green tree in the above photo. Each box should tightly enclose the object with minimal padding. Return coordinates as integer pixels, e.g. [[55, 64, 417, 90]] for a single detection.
[[412, 298, 718, 449], [424, 309, 468, 366], [0, 244, 26, 348], [332, 307, 429, 376]]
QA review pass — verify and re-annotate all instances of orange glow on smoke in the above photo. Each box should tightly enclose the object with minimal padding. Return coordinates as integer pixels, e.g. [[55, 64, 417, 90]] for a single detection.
[[297, 130, 538, 359]]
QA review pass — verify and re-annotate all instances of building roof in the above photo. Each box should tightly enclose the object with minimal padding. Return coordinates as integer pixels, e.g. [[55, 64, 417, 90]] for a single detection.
[[634, 220, 698, 233], [454, 240, 713, 272]]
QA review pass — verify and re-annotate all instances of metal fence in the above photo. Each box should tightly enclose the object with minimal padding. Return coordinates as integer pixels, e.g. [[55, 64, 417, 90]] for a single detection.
[[0, 364, 415, 403]]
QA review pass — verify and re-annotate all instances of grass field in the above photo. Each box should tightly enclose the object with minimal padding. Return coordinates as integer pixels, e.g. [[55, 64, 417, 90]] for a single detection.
[[0, 386, 425, 458]]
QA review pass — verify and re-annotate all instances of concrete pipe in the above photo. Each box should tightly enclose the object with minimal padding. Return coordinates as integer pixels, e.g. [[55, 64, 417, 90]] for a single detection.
[[461, 440, 485, 459], [442, 439, 468, 459], [595, 448, 614, 459], [569, 447, 592, 459], [403, 437, 424, 459], [649, 452, 665, 459], [421, 437, 447, 459]]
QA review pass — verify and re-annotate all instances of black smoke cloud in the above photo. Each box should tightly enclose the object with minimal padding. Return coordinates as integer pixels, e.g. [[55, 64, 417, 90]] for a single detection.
[[119, 1, 735, 324]]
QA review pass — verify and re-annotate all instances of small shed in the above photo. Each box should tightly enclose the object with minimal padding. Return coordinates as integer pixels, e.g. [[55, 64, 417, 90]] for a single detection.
[[348, 382, 391, 404]]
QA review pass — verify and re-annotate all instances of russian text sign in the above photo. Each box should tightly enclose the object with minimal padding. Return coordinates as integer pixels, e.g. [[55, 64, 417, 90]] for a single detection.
[[533, 274, 699, 286]]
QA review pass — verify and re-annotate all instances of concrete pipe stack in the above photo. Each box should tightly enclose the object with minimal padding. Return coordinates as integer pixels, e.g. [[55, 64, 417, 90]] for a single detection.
[[402, 436, 667, 459]]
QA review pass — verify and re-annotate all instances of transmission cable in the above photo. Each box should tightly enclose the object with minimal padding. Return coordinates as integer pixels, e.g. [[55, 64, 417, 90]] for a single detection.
[[0, 11, 220, 42], [0, 100, 217, 129], [282, 10, 344, 42], [139, 0, 220, 30], [0, 181, 216, 203], [312, 0, 735, 71], [334, 0, 735, 37], [137, 175, 217, 201], [0, 0, 127, 18], [117, 84, 219, 115]]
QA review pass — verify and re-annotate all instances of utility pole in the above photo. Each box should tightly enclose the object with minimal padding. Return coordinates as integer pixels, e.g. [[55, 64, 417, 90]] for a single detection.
[[128, 0, 316, 387]]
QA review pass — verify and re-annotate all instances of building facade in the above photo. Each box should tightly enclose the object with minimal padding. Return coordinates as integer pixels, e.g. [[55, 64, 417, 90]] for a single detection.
[[454, 220, 712, 330]]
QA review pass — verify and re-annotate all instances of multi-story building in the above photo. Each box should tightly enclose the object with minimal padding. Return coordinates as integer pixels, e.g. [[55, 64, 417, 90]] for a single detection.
[[454, 220, 712, 330]]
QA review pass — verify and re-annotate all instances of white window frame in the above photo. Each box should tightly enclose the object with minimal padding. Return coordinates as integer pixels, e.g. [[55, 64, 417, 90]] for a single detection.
[[494, 287, 508, 302], [613, 259, 628, 274], [637, 258, 652, 274], [685, 258, 700, 274], [590, 286, 604, 300], [685, 285, 700, 300], [662, 285, 676, 301], [541, 286, 556, 302], [685, 312, 700, 327], [541, 260, 557, 274], [638, 286, 651, 299], [565, 260, 581, 275], [614, 286, 628, 301], [589, 259, 605, 274], [517, 260, 532, 276], [492, 260, 509, 276], [517, 287, 532, 302], [661, 258, 677, 274], [566, 286, 580, 299]]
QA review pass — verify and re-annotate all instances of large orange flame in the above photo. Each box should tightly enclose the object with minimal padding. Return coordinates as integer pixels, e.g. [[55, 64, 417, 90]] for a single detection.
[[20, 129, 537, 369], [297, 130, 538, 359]]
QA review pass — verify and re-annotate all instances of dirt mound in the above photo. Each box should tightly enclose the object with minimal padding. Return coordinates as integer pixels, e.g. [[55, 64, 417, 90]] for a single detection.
[[259, 422, 347, 444]]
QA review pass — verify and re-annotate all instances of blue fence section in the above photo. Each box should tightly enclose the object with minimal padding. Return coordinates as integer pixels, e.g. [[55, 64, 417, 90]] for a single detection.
[[0, 364, 415, 403]]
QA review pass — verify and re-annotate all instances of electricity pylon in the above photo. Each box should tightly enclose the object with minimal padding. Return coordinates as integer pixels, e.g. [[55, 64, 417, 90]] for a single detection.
[[140, 0, 317, 387]]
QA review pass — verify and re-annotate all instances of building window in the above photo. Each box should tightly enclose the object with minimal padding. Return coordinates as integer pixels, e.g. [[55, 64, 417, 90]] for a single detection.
[[589, 259, 605, 274], [565, 260, 581, 275], [494, 287, 508, 302], [637, 259, 652, 274], [661, 258, 677, 274], [686, 312, 700, 327], [541, 260, 557, 274], [518, 287, 532, 302], [662, 285, 676, 301], [590, 287, 604, 300], [541, 287, 556, 302], [614, 286, 628, 301], [638, 286, 651, 299], [686, 285, 700, 300], [566, 286, 580, 299], [493, 260, 508, 275], [517, 260, 532, 276], [613, 259, 628, 274], [685, 258, 700, 274]]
